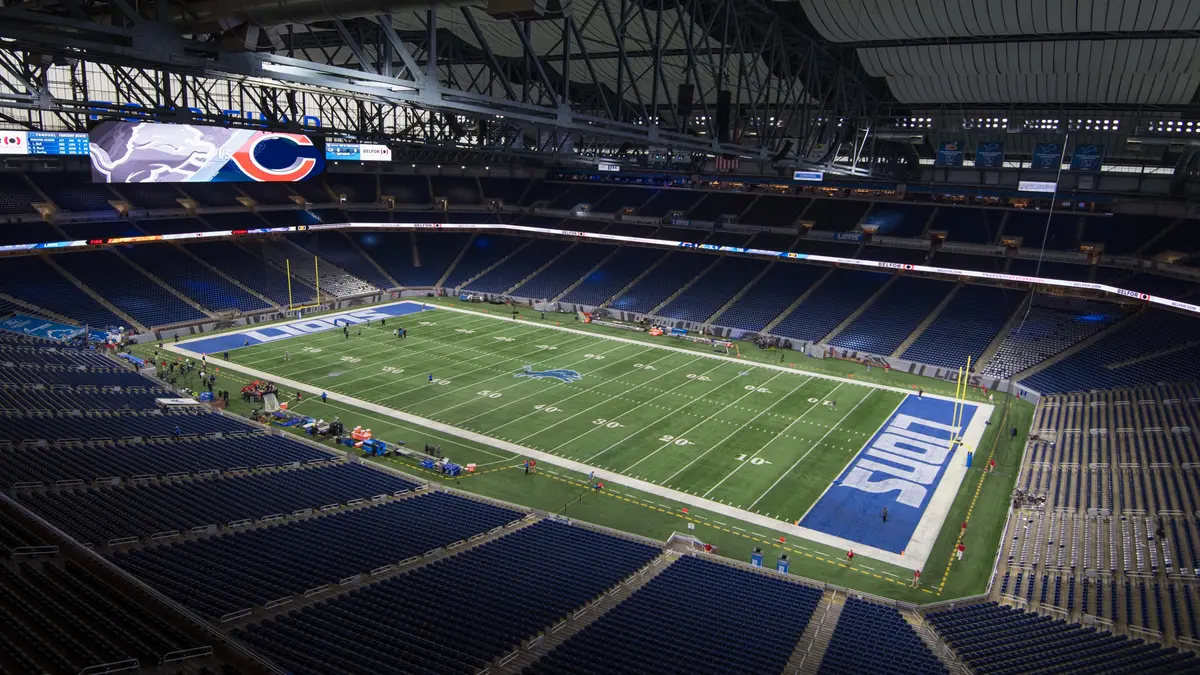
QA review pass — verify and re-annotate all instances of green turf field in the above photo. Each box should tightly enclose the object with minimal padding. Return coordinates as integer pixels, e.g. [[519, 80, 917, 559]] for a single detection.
[[218, 305, 910, 526]]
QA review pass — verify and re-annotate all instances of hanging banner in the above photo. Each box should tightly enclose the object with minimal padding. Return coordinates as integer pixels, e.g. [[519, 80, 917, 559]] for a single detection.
[[1070, 144, 1105, 172], [1031, 143, 1063, 170], [934, 140, 965, 167], [974, 142, 1005, 168]]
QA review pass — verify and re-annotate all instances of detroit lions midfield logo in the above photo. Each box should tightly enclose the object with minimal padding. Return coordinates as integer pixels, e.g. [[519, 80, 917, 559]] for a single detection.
[[515, 366, 582, 383]]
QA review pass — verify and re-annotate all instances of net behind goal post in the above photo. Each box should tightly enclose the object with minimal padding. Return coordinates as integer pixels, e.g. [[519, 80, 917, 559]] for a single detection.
[[667, 531, 717, 554]]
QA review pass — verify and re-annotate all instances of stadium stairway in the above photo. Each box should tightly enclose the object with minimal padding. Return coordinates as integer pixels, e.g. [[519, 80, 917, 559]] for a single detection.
[[255, 238, 377, 297], [645, 254, 724, 317], [170, 243, 283, 311], [890, 281, 964, 358], [707, 260, 778, 325], [434, 233, 476, 288], [492, 552, 677, 674], [110, 246, 218, 320], [221, 498, 543, 631], [38, 253, 145, 331], [761, 265, 836, 335], [790, 590, 844, 675], [972, 289, 1033, 368], [453, 237, 537, 291], [818, 272, 901, 345], [906, 611, 969, 674], [551, 246, 622, 302], [1012, 308, 1144, 384], [234, 239, 321, 299], [504, 242, 580, 295], [598, 251, 670, 308], [340, 230, 401, 289]]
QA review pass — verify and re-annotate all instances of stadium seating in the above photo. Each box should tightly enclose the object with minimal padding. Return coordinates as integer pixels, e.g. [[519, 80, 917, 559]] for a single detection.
[[185, 241, 315, 306], [431, 176, 483, 205], [527, 555, 823, 675], [806, 198, 870, 232], [464, 238, 571, 294], [657, 256, 769, 323], [378, 175, 431, 204], [359, 231, 471, 287], [177, 183, 244, 207], [0, 434, 334, 487], [928, 207, 1004, 244], [901, 285, 1020, 369], [928, 602, 1199, 674], [638, 190, 700, 218], [829, 276, 954, 356], [29, 173, 118, 213], [772, 268, 892, 343], [18, 462, 417, 544], [1082, 214, 1170, 255], [561, 246, 663, 306], [0, 255, 125, 327], [1003, 211, 1080, 249], [112, 492, 524, 618], [741, 195, 810, 227], [57, 220, 145, 241], [0, 410, 257, 444], [287, 232, 396, 291], [983, 294, 1131, 379], [111, 183, 186, 209], [687, 191, 754, 219], [861, 202, 935, 237], [1022, 309, 1200, 393], [608, 251, 715, 314], [511, 243, 616, 301], [714, 262, 836, 332], [54, 250, 208, 327], [442, 234, 529, 289], [0, 174, 44, 215], [121, 244, 271, 313], [820, 598, 946, 675], [592, 186, 654, 212], [235, 520, 660, 674], [481, 177, 532, 204]]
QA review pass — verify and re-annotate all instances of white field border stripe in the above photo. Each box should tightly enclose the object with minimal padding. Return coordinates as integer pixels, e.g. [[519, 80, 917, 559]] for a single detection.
[[672, 377, 814, 490], [429, 302, 954, 402], [470, 348, 677, 431], [621, 371, 788, 474], [697, 379, 832, 496], [177, 348, 931, 569], [513, 355, 706, 444], [749, 388, 876, 511]]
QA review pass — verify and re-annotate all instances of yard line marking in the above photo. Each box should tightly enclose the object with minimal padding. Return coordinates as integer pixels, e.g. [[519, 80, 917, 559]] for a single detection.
[[512, 354, 706, 443], [467, 348, 677, 429], [699, 382, 841, 498], [664, 377, 814, 488], [622, 371, 788, 473], [749, 388, 876, 510]]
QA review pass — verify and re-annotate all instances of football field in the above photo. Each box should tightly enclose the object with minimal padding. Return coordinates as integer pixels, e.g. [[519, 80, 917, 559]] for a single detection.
[[175, 300, 991, 568]]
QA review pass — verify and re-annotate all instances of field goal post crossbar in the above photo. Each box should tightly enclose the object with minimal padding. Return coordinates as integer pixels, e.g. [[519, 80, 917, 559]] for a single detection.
[[286, 255, 323, 316]]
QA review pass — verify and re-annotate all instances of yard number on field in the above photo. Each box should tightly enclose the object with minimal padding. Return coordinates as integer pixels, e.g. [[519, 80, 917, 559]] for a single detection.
[[687, 374, 711, 381], [534, 404, 561, 413], [456, 328, 475, 334], [478, 390, 502, 398], [659, 435, 694, 446], [495, 336, 515, 342], [419, 321, 436, 326], [633, 363, 657, 370], [583, 353, 605, 360], [431, 379, 451, 385], [340, 356, 361, 363], [592, 419, 625, 428], [381, 366, 404, 374], [734, 454, 773, 466], [536, 344, 557, 350], [302, 347, 322, 353], [745, 385, 771, 393]]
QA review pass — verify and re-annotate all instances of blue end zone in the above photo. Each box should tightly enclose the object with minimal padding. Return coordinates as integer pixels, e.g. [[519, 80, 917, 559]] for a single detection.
[[799, 395, 978, 554], [177, 302, 432, 355]]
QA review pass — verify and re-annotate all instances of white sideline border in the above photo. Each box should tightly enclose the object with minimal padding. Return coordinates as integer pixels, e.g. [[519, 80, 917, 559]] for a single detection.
[[168, 299, 994, 571]]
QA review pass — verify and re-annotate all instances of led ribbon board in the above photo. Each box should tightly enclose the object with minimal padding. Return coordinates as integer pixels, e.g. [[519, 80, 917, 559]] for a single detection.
[[4, 222, 1196, 317]]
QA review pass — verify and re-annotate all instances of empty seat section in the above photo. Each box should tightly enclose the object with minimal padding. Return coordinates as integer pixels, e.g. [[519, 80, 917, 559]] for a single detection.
[[430, 176, 482, 204], [529, 556, 822, 675], [511, 243, 614, 301], [373, 231, 470, 287], [185, 241, 308, 306], [29, 174, 117, 212], [325, 176, 376, 203], [286, 232, 393, 290], [176, 183, 243, 207], [688, 192, 753, 219], [237, 182, 299, 206], [772, 268, 891, 342], [464, 239, 570, 294], [57, 221, 145, 240], [806, 199, 870, 232], [1004, 212, 1080, 249], [639, 189, 700, 217], [592, 186, 654, 212], [1082, 214, 1168, 255], [608, 251, 712, 313], [820, 598, 946, 675], [112, 492, 525, 618], [480, 177, 531, 204], [0, 410, 257, 444], [235, 520, 660, 674], [931, 251, 1007, 273], [0, 221, 57, 246], [742, 195, 810, 227], [0, 255, 124, 327], [560, 246, 661, 306], [0, 433, 332, 487], [901, 285, 1019, 368], [829, 276, 953, 355], [983, 294, 1131, 379], [54, 251, 207, 326], [131, 218, 209, 235], [1009, 258, 1091, 281], [0, 174, 44, 215], [550, 183, 614, 210], [791, 239, 860, 257], [717, 262, 829, 331], [121, 244, 270, 313], [442, 235, 528, 288], [1118, 273, 1196, 300], [19, 462, 417, 544], [856, 245, 928, 264], [111, 183, 185, 209], [658, 257, 768, 323]]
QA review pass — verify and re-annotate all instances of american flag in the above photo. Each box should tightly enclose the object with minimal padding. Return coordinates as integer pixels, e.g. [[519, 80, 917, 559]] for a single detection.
[[715, 155, 739, 171]]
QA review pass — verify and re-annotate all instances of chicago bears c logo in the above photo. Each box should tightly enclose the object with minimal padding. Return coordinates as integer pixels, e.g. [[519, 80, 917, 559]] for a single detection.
[[230, 132, 319, 182]]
